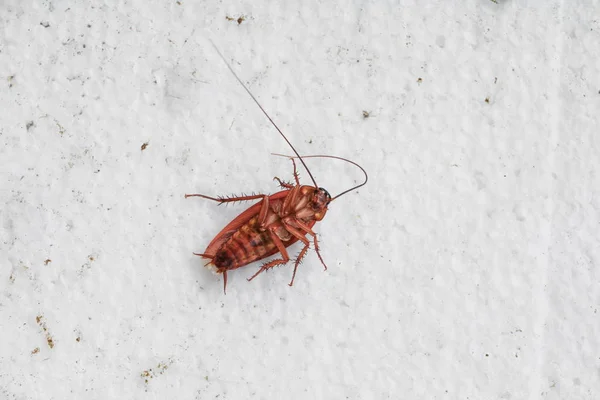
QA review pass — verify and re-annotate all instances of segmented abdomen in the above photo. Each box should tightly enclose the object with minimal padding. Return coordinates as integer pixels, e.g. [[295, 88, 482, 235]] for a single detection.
[[212, 216, 281, 271]]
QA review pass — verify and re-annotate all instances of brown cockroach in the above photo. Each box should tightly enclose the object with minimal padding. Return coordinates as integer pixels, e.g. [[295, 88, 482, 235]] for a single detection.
[[186, 43, 368, 293]]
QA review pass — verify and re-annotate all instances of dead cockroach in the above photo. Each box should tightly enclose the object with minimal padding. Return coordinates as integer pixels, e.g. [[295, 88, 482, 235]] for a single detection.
[[186, 43, 367, 293]]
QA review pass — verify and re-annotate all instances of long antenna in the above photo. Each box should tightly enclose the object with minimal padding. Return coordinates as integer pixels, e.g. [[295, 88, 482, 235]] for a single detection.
[[209, 40, 319, 188], [271, 154, 368, 201]]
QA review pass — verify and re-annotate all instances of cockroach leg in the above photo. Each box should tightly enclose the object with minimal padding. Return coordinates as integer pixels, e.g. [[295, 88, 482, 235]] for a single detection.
[[312, 234, 327, 271], [257, 195, 270, 224], [247, 257, 288, 281], [185, 193, 265, 204], [289, 243, 310, 286], [273, 177, 294, 189], [272, 157, 300, 188], [291, 219, 328, 271], [283, 224, 310, 247], [282, 185, 302, 214], [284, 221, 328, 277], [288, 218, 313, 235], [247, 229, 290, 281], [290, 157, 300, 186]]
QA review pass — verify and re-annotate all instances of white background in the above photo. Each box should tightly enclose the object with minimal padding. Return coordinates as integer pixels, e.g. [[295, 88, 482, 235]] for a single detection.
[[1, 1, 599, 399]]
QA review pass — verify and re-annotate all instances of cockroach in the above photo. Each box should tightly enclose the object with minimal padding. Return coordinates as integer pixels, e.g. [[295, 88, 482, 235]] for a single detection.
[[186, 43, 368, 293]]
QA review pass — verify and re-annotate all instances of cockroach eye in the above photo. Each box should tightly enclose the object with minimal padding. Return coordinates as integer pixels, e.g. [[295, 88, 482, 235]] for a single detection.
[[318, 187, 331, 199]]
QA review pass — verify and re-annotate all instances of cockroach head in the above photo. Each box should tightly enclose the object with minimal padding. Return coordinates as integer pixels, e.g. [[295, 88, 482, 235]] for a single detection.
[[311, 187, 331, 210]]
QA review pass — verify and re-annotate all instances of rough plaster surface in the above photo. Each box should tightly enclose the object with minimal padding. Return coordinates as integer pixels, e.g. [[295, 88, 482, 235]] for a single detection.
[[1, 1, 599, 399]]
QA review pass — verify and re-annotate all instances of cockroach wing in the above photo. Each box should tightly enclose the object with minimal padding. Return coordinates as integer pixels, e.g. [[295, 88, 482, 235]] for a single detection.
[[203, 189, 292, 256]]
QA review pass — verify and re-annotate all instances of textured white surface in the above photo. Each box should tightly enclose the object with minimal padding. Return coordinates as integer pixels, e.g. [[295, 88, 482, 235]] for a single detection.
[[1, 1, 599, 399]]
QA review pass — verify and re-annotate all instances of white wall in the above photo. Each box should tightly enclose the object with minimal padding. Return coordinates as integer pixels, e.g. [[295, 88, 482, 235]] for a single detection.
[[1, 0, 598, 399]]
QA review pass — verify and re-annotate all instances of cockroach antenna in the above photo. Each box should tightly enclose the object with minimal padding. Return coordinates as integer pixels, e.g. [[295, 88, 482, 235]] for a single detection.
[[271, 154, 368, 201], [208, 39, 319, 188]]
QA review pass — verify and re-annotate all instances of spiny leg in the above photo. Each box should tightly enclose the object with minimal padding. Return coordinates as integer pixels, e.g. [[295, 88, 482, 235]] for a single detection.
[[273, 158, 300, 189], [247, 258, 288, 282], [289, 242, 310, 287], [290, 157, 300, 185], [282, 222, 327, 284], [273, 177, 295, 189], [184, 193, 265, 204], [247, 229, 290, 281], [189, 193, 270, 225], [312, 233, 327, 271], [286, 217, 328, 271]]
